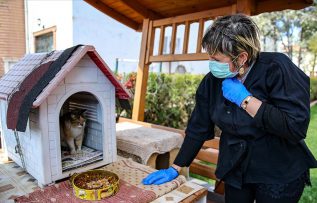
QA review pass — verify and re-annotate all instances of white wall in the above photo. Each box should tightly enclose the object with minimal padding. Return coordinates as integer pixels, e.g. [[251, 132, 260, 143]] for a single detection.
[[72, 0, 142, 71], [26, 0, 73, 52]]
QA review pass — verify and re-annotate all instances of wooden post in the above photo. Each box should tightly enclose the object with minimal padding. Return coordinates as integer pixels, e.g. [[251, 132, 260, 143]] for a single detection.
[[183, 21, 190, 54], [132, 19, 150, 121], [196, 19, 204, 53]]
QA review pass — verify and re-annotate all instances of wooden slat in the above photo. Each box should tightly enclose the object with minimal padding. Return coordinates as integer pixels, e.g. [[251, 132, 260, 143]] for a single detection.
[[119, 0, 163, 19], [255, 0, 313, 14], [132, 19, 150, 121], [182, 21, 190, 54], [203, 138, 220, 149], [149, 53, 208, 62], [145, 21, 155, 64], [196, 18, 204, 53], [153, 6, 233, 27], [170, 23, 177, 54], [196, 148, 218, 164], [190, 160, 217, 180], [118, 117, 185, 136], [84, 0, 140, 31], [158, 26, 165, 55]]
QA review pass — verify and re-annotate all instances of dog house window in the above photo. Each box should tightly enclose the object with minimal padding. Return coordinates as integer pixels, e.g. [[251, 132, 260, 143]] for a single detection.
[[60, 92, 103, 172], [33, 26, 56, 53]]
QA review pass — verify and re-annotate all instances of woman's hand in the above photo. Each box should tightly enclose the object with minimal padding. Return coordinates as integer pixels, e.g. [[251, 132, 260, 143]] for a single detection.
[[222, 78, 251, 107], [142, 166, 179, 185]]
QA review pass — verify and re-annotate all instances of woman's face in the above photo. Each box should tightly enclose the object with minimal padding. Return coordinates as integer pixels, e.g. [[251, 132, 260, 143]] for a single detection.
[[209, 52, 248, 73], [209, 52, 236, 73]]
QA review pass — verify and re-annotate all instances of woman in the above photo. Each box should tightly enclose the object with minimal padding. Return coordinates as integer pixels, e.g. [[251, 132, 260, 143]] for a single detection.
[[142, 14, 317, 203]]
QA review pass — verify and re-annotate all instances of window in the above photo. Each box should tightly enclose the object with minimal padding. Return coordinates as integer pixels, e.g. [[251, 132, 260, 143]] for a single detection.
[[33, 26, 56, 53], [3, 57, 19, 73]]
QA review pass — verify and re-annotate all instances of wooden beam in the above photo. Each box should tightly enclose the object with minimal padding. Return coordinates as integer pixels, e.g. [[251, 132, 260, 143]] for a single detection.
[[153, 5, 233, 27], [170, 23, 177, 54], [84, 0, 140, 31], [256, 0, 313, 14], [119, 0, 163, 19], [236, 0, 255, 15], [132, 19, 150, 121], [182, 21, 190, 54], [196, 18, 204, 53], [158, 26, 165, 55], [149, 53, 208, 62]]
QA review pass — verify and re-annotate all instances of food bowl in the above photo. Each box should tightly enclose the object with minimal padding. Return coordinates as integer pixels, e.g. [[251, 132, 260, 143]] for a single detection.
[[70, 170, 119, 200]]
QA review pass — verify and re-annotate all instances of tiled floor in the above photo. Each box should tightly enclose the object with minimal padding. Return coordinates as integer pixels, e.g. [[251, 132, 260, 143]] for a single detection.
[[0, 149, 39, 203]]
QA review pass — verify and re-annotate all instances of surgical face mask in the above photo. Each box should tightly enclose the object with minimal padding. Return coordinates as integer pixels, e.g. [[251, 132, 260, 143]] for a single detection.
[[209, 55, 244, 78], [209, 60, 238, 78]]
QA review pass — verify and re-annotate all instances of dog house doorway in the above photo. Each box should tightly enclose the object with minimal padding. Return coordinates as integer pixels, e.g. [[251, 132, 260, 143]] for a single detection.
[[60, 91, 103, 172]]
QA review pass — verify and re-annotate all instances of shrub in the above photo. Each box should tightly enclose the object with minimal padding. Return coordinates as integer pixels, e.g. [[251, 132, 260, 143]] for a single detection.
[[310, 77, 317, 102], [116, 72, 204, 129]]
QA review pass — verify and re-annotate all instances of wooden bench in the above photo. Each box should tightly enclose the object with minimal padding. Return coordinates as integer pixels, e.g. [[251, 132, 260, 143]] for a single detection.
[[118, 118, 225, 201]]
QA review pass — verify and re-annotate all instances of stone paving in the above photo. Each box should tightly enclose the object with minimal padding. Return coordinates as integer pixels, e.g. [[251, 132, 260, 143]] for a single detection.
[[0, 149, 39, 203]]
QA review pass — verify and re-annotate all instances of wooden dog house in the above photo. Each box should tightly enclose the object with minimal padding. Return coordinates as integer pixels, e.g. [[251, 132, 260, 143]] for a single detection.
[[0, 45, 131, 186]]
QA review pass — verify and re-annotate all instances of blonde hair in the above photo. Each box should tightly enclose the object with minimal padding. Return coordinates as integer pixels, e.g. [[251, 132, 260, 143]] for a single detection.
[[202, 14, 261, 65]]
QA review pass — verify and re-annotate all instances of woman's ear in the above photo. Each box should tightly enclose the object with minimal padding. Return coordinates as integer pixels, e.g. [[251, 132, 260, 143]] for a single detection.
[[238, 51, 248, 66]]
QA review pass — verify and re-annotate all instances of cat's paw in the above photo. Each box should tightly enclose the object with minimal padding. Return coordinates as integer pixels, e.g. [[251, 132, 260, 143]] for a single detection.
[[76, 149, 83, 154], [70, 150, 76, 155]]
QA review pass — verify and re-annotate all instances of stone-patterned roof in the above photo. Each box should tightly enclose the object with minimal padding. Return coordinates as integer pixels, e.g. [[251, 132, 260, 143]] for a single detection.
[[0, 45, 131, 107]]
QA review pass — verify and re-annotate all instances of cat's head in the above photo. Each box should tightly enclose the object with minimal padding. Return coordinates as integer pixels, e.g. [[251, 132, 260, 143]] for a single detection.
[[70, 109, 87, 128]]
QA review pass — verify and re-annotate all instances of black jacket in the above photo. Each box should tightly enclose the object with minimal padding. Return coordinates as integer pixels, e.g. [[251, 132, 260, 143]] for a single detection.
[[174, 52, 317, 189]]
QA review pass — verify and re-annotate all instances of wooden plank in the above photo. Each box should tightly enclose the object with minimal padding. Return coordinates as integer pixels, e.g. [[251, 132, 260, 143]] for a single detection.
[[196, 18, 204, 53], [236, 0, 254, 15], [119, 0, 163, 19], [170, 23, 177, 54], [190, 160, 217, 180], [132, 19, 150, 121], [84, 0, 140, 31], [180, 188, 208, 203], [203, 138, 220, 149], [153, 6, 233, 27], [118, 117, 185, 136], [158, 26, 165, 55], [182, 21, 190, 54], [196, 148, 218, 164], [149, 53, 208, 62], [255, 0, 313, 14], [145, 20, 155, 64]]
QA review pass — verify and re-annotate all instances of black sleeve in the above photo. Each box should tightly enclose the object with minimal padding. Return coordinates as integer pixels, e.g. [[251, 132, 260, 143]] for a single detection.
[[254, 57, 310, 144], [174, 74, 215, 167]]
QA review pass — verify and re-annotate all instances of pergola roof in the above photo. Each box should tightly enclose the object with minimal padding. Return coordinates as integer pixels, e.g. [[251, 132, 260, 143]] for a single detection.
[[84, 0, 313, 31]]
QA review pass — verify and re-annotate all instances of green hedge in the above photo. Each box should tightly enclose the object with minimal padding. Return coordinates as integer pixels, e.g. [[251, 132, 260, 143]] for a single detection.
[[117, 73, 203, 129], [117, 74, 317, 129], [311, 77, 317, 102]]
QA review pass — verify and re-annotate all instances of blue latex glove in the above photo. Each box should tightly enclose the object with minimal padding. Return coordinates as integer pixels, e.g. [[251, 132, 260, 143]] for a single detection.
[[222, 78, 252, 107], [142, 167, 178, 185]]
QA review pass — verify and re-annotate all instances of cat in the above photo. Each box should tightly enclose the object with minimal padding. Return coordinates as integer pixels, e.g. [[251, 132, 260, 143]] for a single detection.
[[60, 109, 87, 155]]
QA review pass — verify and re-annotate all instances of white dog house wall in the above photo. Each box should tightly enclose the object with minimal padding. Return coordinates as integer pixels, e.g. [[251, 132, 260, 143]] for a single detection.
[[0, 45, 131, 186]]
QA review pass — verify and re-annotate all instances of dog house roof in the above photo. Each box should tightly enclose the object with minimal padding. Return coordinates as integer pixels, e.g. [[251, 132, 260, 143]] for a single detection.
[[0, 45, 132, 106]]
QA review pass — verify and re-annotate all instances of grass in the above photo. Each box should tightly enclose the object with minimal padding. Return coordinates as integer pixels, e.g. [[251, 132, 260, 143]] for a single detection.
[[300, 104, 317, 203], [189, 105, 317, 202]]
